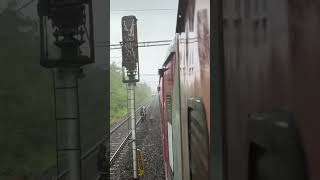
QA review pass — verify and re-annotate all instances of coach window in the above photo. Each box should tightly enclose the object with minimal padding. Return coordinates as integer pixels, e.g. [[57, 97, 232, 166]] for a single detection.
[[166, 94, 172, 123], [166, 93, 174, 175], [187, 97, 208, 180], [187, 0, 196, 32]]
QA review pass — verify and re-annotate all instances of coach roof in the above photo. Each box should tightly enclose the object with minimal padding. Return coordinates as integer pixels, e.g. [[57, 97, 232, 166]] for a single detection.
[[162, 37, 176, 67]]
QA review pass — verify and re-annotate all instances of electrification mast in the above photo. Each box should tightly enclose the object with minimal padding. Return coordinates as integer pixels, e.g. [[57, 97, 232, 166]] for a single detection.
[[121, 15, 140, 179], [37, 0, 94, 179]]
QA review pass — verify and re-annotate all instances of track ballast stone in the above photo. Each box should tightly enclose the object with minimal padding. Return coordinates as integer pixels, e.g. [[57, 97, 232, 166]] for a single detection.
[[110, 98, 165, 180]]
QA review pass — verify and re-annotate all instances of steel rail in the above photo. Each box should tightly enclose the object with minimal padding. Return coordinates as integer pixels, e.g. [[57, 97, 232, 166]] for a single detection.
[[109, 115, 144, 165], [110, 102, 151, 165], [110, 127, 132, 165], [110, 103, 148, 134]]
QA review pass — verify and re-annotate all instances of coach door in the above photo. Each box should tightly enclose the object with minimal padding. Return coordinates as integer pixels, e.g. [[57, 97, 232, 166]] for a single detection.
[[187, 97, 209, 180]]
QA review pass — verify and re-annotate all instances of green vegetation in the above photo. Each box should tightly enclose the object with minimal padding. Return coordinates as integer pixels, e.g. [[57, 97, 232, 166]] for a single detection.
[[110, 63, 128, 125], [110, 62, 152, 126]]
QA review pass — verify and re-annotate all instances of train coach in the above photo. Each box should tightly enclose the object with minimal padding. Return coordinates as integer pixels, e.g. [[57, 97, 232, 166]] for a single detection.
[[158, 0, 210, 179], [158, 0, 320, 180]]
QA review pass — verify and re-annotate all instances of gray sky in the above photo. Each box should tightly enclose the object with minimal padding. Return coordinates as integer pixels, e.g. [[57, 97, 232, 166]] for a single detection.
[[110, 0, 178, 91], [2, 0, 178, 91]]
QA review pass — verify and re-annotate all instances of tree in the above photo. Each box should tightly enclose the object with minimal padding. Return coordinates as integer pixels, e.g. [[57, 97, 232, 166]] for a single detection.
[[110, 63, 152, 125], [110, 63, 128, 124]]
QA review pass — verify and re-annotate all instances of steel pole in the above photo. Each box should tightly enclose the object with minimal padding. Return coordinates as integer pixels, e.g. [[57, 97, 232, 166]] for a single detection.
[[128, 82, 138, 179], [56, 68, 81, 180]]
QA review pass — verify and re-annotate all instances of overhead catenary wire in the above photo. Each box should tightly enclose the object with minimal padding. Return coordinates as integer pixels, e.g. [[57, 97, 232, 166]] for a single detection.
[[82, 39, 172, 49], [1, 3, 177, 16], [96, 40, 172, 45], [111, 8, 177, 12], [139, 80, 159, 83], [140, 74, 158, 76], [84, 44, 170, 49], [110, 43, 170, 50]]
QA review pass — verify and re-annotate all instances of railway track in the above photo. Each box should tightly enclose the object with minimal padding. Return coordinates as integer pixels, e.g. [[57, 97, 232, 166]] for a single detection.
[[109, 97, 165, 180], [109, 102, 151, 167]]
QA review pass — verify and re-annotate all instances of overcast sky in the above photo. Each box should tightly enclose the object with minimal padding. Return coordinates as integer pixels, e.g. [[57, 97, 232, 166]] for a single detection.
[[2, 0, 178, 91]]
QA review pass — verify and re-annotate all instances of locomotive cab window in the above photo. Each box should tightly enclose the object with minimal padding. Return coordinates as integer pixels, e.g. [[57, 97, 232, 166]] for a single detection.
[[187, 97, 208, 180], [166, 94, 172, 123]]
